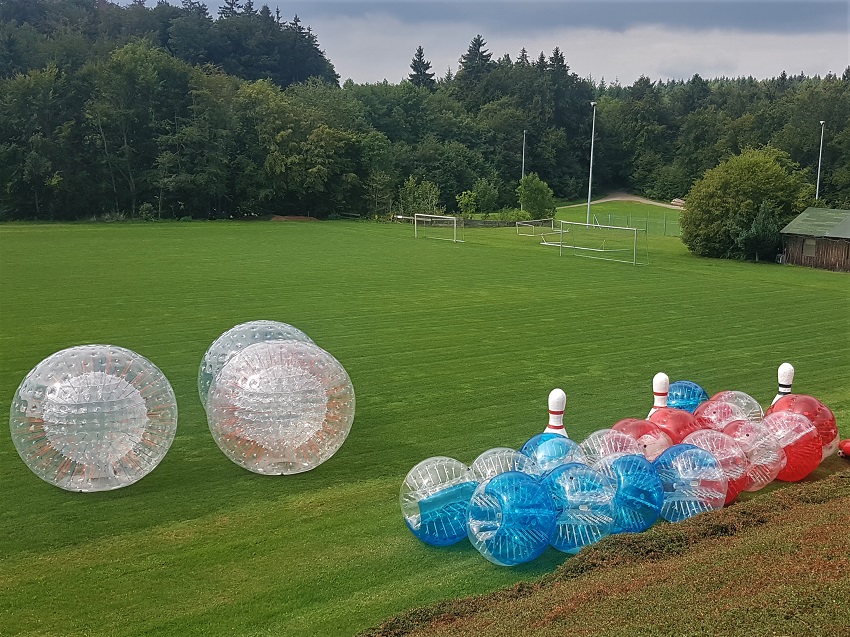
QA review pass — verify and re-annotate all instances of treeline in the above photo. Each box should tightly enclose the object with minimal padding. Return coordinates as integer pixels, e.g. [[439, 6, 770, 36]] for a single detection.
[[0, 0, 848, 221]]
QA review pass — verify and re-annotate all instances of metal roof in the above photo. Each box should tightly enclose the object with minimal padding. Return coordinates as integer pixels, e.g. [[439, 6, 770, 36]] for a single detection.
[[780, 207, 850, 239]]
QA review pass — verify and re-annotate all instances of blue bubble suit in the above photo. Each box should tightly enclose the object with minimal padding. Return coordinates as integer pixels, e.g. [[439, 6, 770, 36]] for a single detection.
[[594, 453, 664, 533], [520, 433, 587, 474], [667, 380, 710, 414], [467, 471, 557, 566], [470, 447, 541, 482], [400, 457, 478, 546], [542, 463, 616, 553], [652, 444, 728, 522]]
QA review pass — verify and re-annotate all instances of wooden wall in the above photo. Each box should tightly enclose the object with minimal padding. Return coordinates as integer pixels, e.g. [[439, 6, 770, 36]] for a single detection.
[[783, 235, 850, 272]]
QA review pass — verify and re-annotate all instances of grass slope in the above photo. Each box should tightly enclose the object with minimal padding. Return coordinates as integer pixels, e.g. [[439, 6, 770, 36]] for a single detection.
[[0, 207, 847, 636]]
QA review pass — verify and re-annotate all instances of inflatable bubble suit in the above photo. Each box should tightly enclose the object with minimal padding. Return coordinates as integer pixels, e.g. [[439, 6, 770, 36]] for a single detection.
[[722, 419, 786, 492], [520, 433, 586, 474], [760, 411, 821, 482], [709, 390, 764, 423], [543, 463, 616, 553], [579, 429, 640, 465], [470, 447, 540, 481], [768, 394, 839, 461], [682, 429, 749, 505], [648, 408, 702, 444], [467, 471, 557, 566], [694, 400, 746, 431], [400, 457, 478, 546], [611, 418, 672, 461], [667, 380, 709, 414], [594, 453, 664, 533], [10, 345, 178, 492], [198, 320, 312, 409], [653, 444, 728, 522], [206, 340, 355, 475]]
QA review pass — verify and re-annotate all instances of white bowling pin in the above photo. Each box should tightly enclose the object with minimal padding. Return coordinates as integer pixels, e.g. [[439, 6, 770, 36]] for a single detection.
[[544, 388, 568, 437], [771, 362, 794, 406], [647, 372, 669, 418]]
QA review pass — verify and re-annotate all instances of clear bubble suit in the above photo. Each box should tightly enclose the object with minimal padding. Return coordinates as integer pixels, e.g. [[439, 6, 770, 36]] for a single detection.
[[520, 433, 587, 474], [694, 400, 746, 431], [722, 419, 787, 492], [542, 463, 616, 553], [667, 380, 710, 414], [709, 390, 764, 423], [10, 344, 178, 492], [206, 339, 355, 475], [470, 447, 541, 482], [768, 394, 839, 461], [467, 471, 557, 566], [682, 429, 749, 505], [611, 418, 673, 461], [653, 444, 728, 522], [594, 453, 664, 533], [579, 429, 640, 465], [198, 320, 313, 409], [760, 410, 821, 482], [400, 457, 478, 546]]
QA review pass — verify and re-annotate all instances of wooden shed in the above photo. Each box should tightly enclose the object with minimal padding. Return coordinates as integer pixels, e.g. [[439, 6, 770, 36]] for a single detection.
[[780, 207, 850, 272]]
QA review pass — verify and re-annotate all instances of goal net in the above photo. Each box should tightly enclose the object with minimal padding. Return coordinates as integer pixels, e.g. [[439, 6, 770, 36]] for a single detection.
[[414, 214, 464, 243], [516, 218, 555, 236], [543, 220, 648, 265]]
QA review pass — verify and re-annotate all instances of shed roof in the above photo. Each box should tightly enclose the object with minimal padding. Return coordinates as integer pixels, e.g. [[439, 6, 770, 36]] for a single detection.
[[781, 207, 850, 239]]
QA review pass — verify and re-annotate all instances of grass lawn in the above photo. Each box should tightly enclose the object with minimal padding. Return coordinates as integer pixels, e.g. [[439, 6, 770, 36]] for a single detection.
[[0, 205, 848, 636]]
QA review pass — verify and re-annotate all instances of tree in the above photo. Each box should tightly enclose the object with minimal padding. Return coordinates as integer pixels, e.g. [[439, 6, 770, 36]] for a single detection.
[[517, 172, 555, 219], [408, 45, 435, 90], [681, 146, 813, 259]]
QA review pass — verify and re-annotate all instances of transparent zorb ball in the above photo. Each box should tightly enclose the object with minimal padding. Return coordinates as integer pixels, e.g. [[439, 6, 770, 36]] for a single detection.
[[760, 411, 821, 482], [694, 400, 746, 431], [520, 433, 587, 474], [579, 429, 640, 465], [400, 457, 477, 546], [198, 320, 312, 409], [10, 345, 177, 492], [709, 391, 764, 423], [470, 447, 541, 481], [594, 453, 664, 533], [653, 444, 728, 522], [682, 429, 749, 504], [722, 419, 787, 492], [542, 463, 616, 553], [667, 380, 709, 414], [206, 340, 355, 475], [611, 418, 673, 461]]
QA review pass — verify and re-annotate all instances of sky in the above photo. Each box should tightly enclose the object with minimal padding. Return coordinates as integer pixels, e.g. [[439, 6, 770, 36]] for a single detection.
[[138, 1, 850, 85]]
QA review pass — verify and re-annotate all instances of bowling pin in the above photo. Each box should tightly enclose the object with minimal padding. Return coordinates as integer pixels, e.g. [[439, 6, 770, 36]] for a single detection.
[[771, 362, 794, 406], [647, 372, 669, 418], [544, 388, 568, 437]]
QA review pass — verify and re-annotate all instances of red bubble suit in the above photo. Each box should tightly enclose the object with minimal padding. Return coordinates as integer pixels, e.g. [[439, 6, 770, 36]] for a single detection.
[[767, 394, 839, 461], [838, 439, 850, 459], [648, 407, 703, 444], [760, 411, 821, 481], [694, 400, 746, 431], [683, 429, 749, 504], [723, 419, 787, 492], [612, 418, 673, 461]]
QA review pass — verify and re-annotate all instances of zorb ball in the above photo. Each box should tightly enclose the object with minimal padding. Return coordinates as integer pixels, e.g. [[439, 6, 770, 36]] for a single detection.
[[709, 391, 764, 423], [579, 429, 640, 465], [470, 447, 540, 481], [760, 411, 821, 482], [667, 380, 709, 414], [612, 418, 673, 461], [198, 320, 312, 409], [467, 471, 557, 566], [648, 407, 703, 444], [206, 340, 355, 475], [682, 430, 748, 505], [543, 463, 616, 554], [594, 453, 664, 533], [400, 457, 478, 547], [653, 445, 728, 522], [768, 394, 839, 461], [10, 345, 177, 492], [694, 400, 746, 431], [520, 433, 586, 474], [722, 419, 786, 492]]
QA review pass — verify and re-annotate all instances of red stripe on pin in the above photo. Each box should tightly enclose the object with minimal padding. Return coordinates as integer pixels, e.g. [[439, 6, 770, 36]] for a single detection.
[[653, 392, 668, 397], [547, 424, 565, 429], [549, 410, 565, 415]]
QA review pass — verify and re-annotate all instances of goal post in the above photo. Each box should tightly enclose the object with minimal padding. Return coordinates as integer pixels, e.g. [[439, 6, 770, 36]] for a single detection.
[[516, 218, 555, 236], [414, 214, 464, 243], [545, 220, 648, 265]]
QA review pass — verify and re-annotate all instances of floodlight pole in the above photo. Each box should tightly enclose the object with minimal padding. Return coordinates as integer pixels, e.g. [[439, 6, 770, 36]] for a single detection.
[[586, 101, 597, 225], [816, 120, 825, 200], [521, 129, 527, 211]]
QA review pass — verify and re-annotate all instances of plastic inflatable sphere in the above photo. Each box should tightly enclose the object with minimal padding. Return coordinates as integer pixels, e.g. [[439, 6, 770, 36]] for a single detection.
[[206, 340, 354, 475], [543, 463, 616, 553], [653, 444, 728, 522], [722, 419, 787, 492], [10, 345, 177, 492], [198, 320, 312, 408], [612, 418, 673, 461], [694, 400, 746, 431], [709, 390, 764, 423], [682, 429, 749, 504], [470, 447, 541, 482], [760, 411, 821, 482], [579, 429, 640, 465], [648, 407, 703, 444], [520, 433, 586, 474], [400, 457, 477, 546], [594, 453, 664, 534], [667, 380, 709, 413], [768, 394, 839, 460], [467, 471, 557, 566]]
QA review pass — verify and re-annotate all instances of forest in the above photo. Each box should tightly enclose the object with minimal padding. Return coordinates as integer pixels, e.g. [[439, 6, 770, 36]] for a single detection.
[[1, 0, 848, 223]]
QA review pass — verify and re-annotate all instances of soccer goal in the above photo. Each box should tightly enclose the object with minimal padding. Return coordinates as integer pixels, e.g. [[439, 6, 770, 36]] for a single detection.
[[414, 214, 464, 243], [545, 220, 649, 265], [516, 218, 555, 236]]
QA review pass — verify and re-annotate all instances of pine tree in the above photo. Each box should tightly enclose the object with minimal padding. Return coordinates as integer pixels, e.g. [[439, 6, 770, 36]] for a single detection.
[[517, 47, 530, 66], [408, 45, 436, 90], [218, 0, 241, 18], [458, 34, 492, 79]]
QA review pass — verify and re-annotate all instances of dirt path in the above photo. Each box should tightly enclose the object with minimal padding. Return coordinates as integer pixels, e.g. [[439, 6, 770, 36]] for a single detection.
[[560, 191, 683, 210]]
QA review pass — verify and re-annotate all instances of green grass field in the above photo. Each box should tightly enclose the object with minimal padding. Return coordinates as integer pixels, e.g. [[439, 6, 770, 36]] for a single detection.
[[1, 206, 848, 636]]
